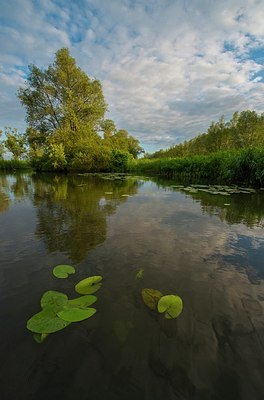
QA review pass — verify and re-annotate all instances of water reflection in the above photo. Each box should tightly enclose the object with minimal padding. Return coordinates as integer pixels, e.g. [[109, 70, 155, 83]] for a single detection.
[[32, 174, 141, 262], [1, 173, 264, 400]]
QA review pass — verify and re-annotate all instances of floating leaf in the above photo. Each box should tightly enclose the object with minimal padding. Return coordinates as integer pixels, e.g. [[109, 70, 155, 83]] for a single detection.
[[33, 333, 49, 344], [158, 295, 183, 319], [53, 264, 75, 279], [68, 295, 97, 308], [224, 203, 230, 206], [121, 194, 130, 197], [40, 291, 68, 313], [136, 268, 144, 279], [75, 276, 103, 294], [105, 192, 113, 195], [142, 288, 163, 311], [57, 307, 96, 322], [27, 310, 71, 333]]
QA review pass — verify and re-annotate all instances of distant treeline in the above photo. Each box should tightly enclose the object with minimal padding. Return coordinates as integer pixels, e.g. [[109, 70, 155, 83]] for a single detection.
[[147, 110, 264, 159]]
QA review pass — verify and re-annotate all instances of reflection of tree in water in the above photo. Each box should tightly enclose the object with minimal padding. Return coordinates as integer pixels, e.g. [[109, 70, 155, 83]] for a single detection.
[[32, 174, 140, 262], [193, 192, 264, 227], [0, 173, 34, 213]]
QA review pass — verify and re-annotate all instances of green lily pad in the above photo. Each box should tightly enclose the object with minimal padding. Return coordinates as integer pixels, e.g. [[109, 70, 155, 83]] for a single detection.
[[33, 333, 49, 344], [68, 295, 97, 308], [53, 264, 75, 279], [27, 309, 71, 333], [75, 276, 103, 295], [57, 307, 96, 322], [157, 295, 183, 319], [142, 288, 163, 311], [105, 192, 113, 195], [40, 291, 68, 313]]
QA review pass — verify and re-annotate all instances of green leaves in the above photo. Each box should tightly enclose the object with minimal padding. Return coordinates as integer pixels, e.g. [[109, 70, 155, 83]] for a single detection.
[[26, 271, 102, 343], [75, 276, 103, 294], [57, 307, 96, 322], [157, 295, 183, 319], [53, 264, 76, 278], [40, 291, 68, 312], [142, 288, 183, 319], [27, 309, 71, 334], [136, 268, 144, 279], [68, 295, 97, 308], [142, 288, 163, 311]]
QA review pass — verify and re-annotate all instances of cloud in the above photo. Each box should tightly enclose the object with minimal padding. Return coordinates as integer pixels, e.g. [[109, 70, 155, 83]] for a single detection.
[[0, 0, 263, 151]]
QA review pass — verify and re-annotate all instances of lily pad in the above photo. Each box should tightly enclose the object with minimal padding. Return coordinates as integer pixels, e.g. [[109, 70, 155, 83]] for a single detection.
[[53, 264, 75, 279], [105, 192, 113, 195], [57, 307, 96, 322], [40, 291, 68, 313], [75, 276, 103, 295], [142, 288, 163, 311], [157, 295, 183, 319], [33, 333, 49, 344], [68, 295, 97, 308], [27, 309, 71, 333]]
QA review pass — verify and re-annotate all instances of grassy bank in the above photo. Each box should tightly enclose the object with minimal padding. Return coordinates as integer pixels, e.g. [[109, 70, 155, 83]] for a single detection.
[[128, 148, 264, 187], [0, 159, 31, 170]]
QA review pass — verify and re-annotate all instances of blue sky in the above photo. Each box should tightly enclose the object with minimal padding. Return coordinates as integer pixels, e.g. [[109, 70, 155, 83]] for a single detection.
[[0, 0, 264, 153]]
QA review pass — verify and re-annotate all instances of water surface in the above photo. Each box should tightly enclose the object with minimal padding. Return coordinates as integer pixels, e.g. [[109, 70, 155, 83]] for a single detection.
[[0, 172, 264, 400]]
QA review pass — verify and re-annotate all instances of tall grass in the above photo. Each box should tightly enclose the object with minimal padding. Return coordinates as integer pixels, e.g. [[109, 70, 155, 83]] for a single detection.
[[128, 148, 264, 187], [0, 159, 31, 170]]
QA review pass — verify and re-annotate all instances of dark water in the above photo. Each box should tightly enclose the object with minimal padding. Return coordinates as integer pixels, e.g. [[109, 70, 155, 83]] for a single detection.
[[0, 172, 264, 400]]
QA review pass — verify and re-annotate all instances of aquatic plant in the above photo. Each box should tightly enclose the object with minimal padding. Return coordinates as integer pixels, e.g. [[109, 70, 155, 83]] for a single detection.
[[136, 268, 144, 279], [26, 275, 102, 343], [75, 276, 103, 294], [142, 288, 183, 319], [157, 295, 183, 319], [53, 264, 76, 278]]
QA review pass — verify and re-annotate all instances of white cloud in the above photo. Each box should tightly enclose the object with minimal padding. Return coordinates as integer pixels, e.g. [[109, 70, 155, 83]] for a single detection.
[[0, 0, 263, 151]]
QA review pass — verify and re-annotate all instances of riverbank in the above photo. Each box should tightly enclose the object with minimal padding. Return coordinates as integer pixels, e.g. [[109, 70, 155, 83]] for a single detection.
[[128, 148, 264, 187], [0, 159, 31, 170]]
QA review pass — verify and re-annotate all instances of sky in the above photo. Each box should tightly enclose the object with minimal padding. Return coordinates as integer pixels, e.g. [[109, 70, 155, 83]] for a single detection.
[[0, 0, 264, 153]]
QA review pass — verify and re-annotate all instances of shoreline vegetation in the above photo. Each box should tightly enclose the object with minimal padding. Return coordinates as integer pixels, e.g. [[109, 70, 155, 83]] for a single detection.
[[128, 147, 264, 187], [0, 48, 263, 187]]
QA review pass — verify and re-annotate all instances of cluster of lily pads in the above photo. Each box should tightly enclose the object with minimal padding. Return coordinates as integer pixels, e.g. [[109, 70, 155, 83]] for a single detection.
[[141, 288, 183, 319], [26, 264, 102, 343], [171, 184, 257, 196]]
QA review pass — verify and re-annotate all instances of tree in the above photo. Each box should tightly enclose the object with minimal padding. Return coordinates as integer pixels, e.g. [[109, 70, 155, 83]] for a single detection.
[[3, 127, 26, 160], [0, 130, 5, 159], [18, 48, 143, 170], [18, 48, 107, 140]]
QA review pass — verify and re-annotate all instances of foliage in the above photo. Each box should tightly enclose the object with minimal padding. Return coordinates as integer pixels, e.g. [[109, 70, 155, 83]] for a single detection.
[[26, 268, 101, 342], [53, 264, 76, 278], [129, 147, 264, 187], [2, 127, 27, 160], [157, 295, 183, 319], [17, 47, 143, 171], [141, 288, 183, 319], [141, 288, 163, 311], [148, 110, 264, 159], [75, 276, 103, 294], [0, 159, 31, 170]]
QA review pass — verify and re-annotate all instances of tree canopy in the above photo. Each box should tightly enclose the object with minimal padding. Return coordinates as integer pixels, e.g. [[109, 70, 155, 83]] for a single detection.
[[16, 48, 143, 171], [147, 110, 264, 159]]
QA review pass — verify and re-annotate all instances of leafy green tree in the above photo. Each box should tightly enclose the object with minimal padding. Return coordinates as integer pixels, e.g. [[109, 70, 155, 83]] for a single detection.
[[18, 48, 143, 170], [3, 127, 27, 160], [18, 48, 107, 136], [0, 130, 5, 159]]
